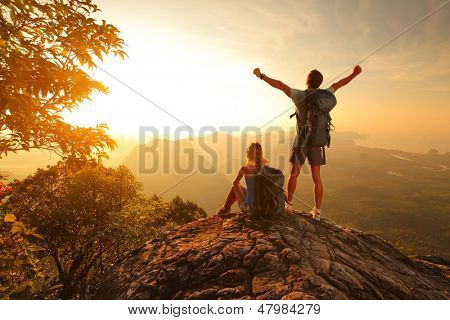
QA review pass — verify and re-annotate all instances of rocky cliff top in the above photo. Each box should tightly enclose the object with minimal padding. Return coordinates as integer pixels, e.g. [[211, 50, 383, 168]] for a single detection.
[[97, 212, 450, 299]]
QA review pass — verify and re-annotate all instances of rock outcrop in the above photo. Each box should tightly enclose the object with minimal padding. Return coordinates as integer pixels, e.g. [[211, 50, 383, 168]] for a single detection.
[[96, 212, 450, 299]]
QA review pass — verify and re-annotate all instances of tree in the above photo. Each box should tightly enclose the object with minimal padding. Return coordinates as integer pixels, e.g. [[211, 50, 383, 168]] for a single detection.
[[0, 0, 126, 160], [1, 161, 207, 299], [2, 162, 142, 298], [168, 196, 207, 224], [119, 195, 207, 244]]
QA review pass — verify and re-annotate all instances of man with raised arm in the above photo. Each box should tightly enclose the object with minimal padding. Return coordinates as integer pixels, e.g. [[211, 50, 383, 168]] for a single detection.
[[253, 65, 362, 220]]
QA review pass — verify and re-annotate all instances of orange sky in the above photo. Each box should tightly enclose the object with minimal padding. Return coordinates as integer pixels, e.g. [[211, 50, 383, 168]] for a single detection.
[[63, 0, 450, 152]]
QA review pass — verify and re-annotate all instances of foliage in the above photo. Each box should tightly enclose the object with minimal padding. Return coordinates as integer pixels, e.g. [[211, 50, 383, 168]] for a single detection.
[[0, 0, 126, 160], [0, 162, 206, 299], [167, 196, 207, 224], [0, 212, 50, 299], [118, 195, 207, 244], [0, 181, 12, 199]]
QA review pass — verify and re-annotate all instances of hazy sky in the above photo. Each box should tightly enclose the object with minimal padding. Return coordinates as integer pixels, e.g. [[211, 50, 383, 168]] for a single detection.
[[64, 0, 450, 152]]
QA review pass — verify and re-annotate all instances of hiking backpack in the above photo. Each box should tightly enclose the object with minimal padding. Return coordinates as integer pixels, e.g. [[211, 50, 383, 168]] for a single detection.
[[290, 89, 337, 148], [252, 166, 285, 217]]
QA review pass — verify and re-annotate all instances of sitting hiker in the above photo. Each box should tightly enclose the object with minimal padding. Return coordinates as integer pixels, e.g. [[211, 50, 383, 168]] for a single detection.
[[216, 142, 285, 217]]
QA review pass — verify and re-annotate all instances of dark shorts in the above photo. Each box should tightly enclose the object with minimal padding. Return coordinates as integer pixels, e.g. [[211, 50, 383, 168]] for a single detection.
[[289, 146, 326, 166]]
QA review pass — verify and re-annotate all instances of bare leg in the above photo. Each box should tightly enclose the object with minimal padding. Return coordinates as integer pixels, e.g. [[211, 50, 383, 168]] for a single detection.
[[287, 163, 302, 203], [233, 183, 247, 207], [222, 185, 236, 211], [310, 165, 323, 209], [220, 184, 247, 211]]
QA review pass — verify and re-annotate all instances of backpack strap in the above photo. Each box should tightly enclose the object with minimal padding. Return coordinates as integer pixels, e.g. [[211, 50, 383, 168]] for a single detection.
[[326, 114, 334, 148], [321, 146, 326, 163]]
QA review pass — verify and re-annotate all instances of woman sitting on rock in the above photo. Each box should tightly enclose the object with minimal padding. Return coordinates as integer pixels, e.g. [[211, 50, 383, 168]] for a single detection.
[[216, 142, 285, 217], [216, 142, 267, 216]]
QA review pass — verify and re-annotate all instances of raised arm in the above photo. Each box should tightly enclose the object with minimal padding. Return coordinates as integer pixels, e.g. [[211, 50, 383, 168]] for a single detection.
[[331, 65, 362, 92], [253, 68, 291, 98]]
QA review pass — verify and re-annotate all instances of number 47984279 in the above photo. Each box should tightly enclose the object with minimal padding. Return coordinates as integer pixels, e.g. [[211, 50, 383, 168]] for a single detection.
[[257, 303, 320, 314]]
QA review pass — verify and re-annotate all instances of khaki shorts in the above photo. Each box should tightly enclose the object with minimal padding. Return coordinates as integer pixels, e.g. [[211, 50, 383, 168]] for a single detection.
[[289, 146, 326, 166]]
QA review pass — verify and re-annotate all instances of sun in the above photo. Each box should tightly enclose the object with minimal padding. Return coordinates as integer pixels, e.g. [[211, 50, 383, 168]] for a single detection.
[[62, 29, 294, 139]]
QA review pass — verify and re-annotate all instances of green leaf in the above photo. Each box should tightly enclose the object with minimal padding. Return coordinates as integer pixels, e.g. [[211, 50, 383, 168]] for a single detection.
[[4, 214, 16, 223], [11, 225, 23, 234], [49, 284, 64, 291], [0, 255, 15, 261], [0, 285, 9, 292], [9, 11, 17, 25], [27, 245, 45, 252], [12, 221, 24, 228], [27, 230, 44, 240]]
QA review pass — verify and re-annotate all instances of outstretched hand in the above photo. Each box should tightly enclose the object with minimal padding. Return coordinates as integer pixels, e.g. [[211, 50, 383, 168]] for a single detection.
[[331, 65, 362, 92], [253, 68, 262, 78], [353, 65, 362, 76]]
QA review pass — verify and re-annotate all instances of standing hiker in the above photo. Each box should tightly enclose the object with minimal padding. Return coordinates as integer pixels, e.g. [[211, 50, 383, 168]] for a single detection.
[[253, 65, 362, 220]]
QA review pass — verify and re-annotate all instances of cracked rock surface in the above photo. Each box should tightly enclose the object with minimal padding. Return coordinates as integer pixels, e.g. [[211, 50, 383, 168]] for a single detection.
[[96, 213, 450, 299]]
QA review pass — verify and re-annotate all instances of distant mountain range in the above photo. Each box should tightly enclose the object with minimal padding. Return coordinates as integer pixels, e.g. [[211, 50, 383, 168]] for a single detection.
[[122, 131, 450, 258], [2, 131, 449, 258]]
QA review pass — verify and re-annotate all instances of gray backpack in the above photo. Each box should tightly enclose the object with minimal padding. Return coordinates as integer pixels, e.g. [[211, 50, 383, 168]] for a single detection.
[[253, 166, 285, 217], [290, 89, 337, 148]]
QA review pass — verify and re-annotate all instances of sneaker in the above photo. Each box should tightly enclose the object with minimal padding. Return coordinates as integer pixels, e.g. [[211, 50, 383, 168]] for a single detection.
[[239, 202, 250, 213], [309, 210, 321, 221]]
